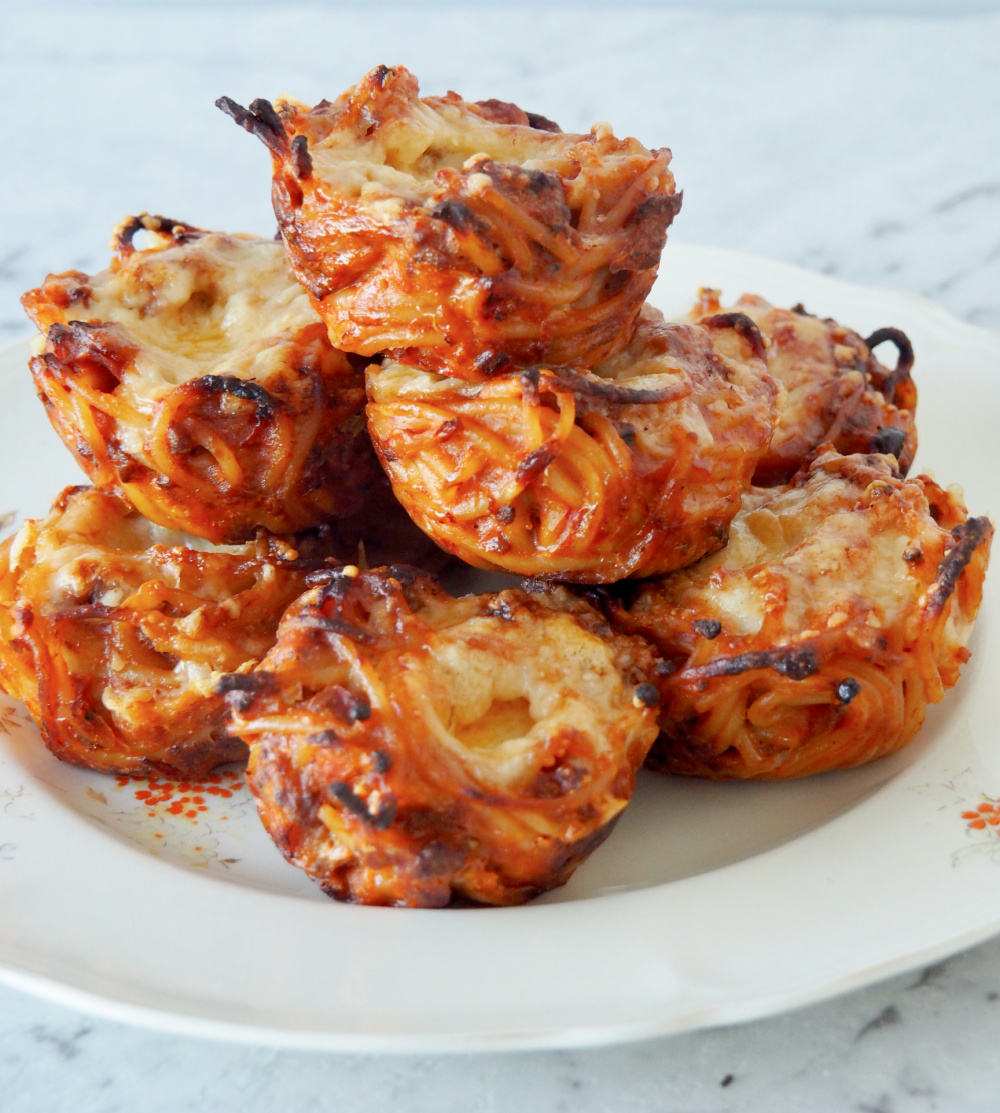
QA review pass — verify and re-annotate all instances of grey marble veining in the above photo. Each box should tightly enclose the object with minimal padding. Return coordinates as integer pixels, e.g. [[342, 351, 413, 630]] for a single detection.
[[1, 4, 999, 1110]]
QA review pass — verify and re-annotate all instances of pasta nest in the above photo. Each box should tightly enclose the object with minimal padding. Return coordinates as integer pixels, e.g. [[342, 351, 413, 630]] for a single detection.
[[365, 306, 780, 582], [218, 65, 680, 380], [609, 449, 992, 779], [693, 289, 917, 485], [22, 214, 382, 544], [224, 568, 660, 906], [0, 486, 336, 777]]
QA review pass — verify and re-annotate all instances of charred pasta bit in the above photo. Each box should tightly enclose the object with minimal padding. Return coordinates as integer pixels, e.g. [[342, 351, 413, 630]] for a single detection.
[[22, 215, 381, 543], [610, 450, 991, 779], [224, 568, 660, 906], [219, 65, 680, 381]]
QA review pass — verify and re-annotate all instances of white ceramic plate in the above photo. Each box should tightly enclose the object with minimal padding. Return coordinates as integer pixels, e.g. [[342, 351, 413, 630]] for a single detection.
[[1, 244, 998, 1052]]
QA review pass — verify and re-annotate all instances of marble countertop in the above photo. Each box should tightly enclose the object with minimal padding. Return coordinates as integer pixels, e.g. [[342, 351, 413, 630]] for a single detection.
[[1, 3, 999, 1109]]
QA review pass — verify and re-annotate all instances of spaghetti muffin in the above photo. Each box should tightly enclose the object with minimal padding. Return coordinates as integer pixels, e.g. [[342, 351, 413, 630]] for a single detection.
[[225, 568, 660, 906], [365, 306, 780, 582], [219, 65, 680, 380], [0, 486, 341, 777], [23, 214, 381, 544], [610, 449, 991, 779], [692, 289, 917, 485]]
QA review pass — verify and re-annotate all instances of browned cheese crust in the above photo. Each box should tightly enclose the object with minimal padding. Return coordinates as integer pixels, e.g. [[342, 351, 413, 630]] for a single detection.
[[22, 215, 383, 543], [693, 290, 917, 485], [365, 307, 780, 582], [218, 66, 680, 381], [225, 568, 660, 906], [609, 450, 992, 779], [0, 486, 340, 777]]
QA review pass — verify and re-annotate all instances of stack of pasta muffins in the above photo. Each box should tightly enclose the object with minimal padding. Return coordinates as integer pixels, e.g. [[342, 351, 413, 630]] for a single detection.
[[0, 65, 991, 906]]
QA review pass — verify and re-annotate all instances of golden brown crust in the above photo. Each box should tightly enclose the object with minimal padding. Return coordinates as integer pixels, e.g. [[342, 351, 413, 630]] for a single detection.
[[609, 449, 992, 779], [365, 307, 779, 582], [226, 568, 660, 906], [0, 486, 337, 777], [218, 66, 680, 380], [692, 290, 918, 485], [22, 215, 383, 544]]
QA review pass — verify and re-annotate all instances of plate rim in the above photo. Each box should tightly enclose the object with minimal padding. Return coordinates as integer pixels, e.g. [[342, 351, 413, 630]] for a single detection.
[[2, 242, 999, 1052]]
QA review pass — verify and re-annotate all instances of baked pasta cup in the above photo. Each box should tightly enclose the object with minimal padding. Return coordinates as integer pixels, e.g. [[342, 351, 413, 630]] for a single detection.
[[219, 65, 680, 380], [693, 289, 917, 485], [23, 214, 382, 544], [366, 306, 779, 582], [225, 568, 660, 906], [609, 449, 992, 780], [0, 486, 341, 778]]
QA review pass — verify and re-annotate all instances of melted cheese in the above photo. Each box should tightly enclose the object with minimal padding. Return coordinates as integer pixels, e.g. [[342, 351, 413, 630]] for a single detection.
[[65, 233, 320, 408], [418, 607, 628, 789], [305, 95, 563, 205], [661, 457, 958, 639]]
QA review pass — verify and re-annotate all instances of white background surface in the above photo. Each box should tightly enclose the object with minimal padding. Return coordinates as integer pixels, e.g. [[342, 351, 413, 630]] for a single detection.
[[1, 1, 1000, 1109]]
